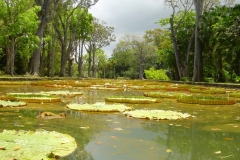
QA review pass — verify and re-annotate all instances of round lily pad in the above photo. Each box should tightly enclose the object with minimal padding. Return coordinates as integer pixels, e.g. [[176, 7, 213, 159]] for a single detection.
[[177, 95, 236, 105], [40, 90, 83, 97], [6, 93, 61, 103], [67, 102, 132, 112], [0, 129, 77, 160], [105, 96, 160, 104], [0, 100, 27, 107], [143, 92, 185, 99], [124, 109, 191, 120]]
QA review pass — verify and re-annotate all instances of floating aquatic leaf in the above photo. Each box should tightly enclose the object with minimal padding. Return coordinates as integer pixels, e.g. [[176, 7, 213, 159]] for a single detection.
[[177, 95, 236, 105], [5, 93, 61, 103], [0, 100, 27, 108], [0, 129, 77, 160], [124, 109, 191, 120], [67, 102, 132, 112], [144, 92, 184, 99], [40, 90, 83, 97], [214, 151, 221, 154], [105, 96, 160, 104]]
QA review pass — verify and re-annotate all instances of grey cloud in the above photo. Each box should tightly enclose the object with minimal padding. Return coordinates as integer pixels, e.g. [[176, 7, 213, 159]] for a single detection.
[[89, 0, 172, 57]]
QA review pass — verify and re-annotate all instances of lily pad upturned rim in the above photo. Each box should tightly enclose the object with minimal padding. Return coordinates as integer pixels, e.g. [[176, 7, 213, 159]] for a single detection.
[[0, 129, 77, 160]]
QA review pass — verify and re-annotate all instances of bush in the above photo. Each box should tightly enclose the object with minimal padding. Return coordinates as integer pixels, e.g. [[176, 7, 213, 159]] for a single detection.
[[180, 77, 190, 82], [144, 68, 169, 80]]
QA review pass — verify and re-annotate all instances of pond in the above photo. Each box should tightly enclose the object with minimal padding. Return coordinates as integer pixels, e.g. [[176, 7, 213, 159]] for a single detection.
[[0, 80, 240, 160]]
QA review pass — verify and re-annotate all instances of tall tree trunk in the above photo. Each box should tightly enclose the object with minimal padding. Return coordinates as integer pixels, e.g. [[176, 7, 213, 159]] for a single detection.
[[30, 16, 46, 75], [31, 0, 59, 76], [88, 45, 92, 77], [215, 54, 226, 82], [139, 48, 144, 79], [77, 40, 84, 78], [68, 57, 73, 77], [59, 47, 67, 77], [5, 37, 15, 76], [183, 30, 195, 77], [49, 24, 56, 77], [40, 41, 45, 76], [47, 42, 51, 77], [170, 16, 183, 80], [92, 44, 96, 78], [192, 0, 204, 82]]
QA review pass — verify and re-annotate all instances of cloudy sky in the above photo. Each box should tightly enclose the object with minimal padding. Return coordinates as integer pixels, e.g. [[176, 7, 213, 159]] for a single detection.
[[89, 0, 172, 57]]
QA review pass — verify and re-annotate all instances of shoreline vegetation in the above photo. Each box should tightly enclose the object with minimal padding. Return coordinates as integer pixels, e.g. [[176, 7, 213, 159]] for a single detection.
[[0, 76, 240, 89]]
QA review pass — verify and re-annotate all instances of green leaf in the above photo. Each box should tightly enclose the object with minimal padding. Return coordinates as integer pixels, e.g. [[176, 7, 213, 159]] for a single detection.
[[0, 129, 77, 160], [67, 102, 132, 112], [124, 109, 191, 120]]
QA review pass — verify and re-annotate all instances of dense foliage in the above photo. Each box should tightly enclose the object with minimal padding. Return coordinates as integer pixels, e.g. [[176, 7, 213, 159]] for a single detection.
[[0, 0, 240, 83]]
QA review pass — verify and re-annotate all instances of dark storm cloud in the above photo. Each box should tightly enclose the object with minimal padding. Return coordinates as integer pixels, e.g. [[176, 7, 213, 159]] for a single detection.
[[89, 0, 172, 57]]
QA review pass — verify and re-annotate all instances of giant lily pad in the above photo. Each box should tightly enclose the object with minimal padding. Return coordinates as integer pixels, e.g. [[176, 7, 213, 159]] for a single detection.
[[177, 95, 236, 105], [0, 129, 77, 160], [40, 90, 83, 97], [6, 93, 61, 103], [67, 102, 132, 112], [124, 109, 191, 120], [105, 96, 160, 104], [0, 100, 27, 107], [143, 92, 186, 99]]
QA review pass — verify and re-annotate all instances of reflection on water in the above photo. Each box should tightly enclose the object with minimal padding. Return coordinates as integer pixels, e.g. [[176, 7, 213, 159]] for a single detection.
[[0, 84, 240, 160]]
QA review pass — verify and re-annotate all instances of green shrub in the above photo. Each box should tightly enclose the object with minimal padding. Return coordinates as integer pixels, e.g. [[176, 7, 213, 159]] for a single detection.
[[234, 76, 240, 82], [180, 77, 190, 81], [144, 68, 169, 80]]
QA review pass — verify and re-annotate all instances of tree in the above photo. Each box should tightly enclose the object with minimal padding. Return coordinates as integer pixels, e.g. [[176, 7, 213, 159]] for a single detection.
[[163, 0, 194, 80], [74, 9, 93, 78], [95, 49, 108, 78], [158, 10, 196, 80], [0, 0, 40, 75], [192, 0, 237, 81], [53, 0, 98, 77], [199, 5, 240, 82], [192, 0, 204, 82], [84, 18, 116, 78], [112, 34, 156, 79], [30, 0, 59, 76]]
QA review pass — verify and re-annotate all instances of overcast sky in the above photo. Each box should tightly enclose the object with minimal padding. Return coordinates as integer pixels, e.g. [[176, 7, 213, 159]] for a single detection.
[[89, 0, 172, 57]]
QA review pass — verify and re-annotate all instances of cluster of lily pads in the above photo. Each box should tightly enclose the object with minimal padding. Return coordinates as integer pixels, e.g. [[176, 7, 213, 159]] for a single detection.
[[0, 90, 83, 108], [143, 86, 239, 105]]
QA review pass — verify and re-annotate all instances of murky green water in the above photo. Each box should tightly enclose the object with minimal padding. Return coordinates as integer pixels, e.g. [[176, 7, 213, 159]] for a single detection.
[[0, 83, 240, 160]]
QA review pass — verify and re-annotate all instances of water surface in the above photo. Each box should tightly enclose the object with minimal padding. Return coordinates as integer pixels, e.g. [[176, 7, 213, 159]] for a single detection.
[[0, 83, 240, 160]]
